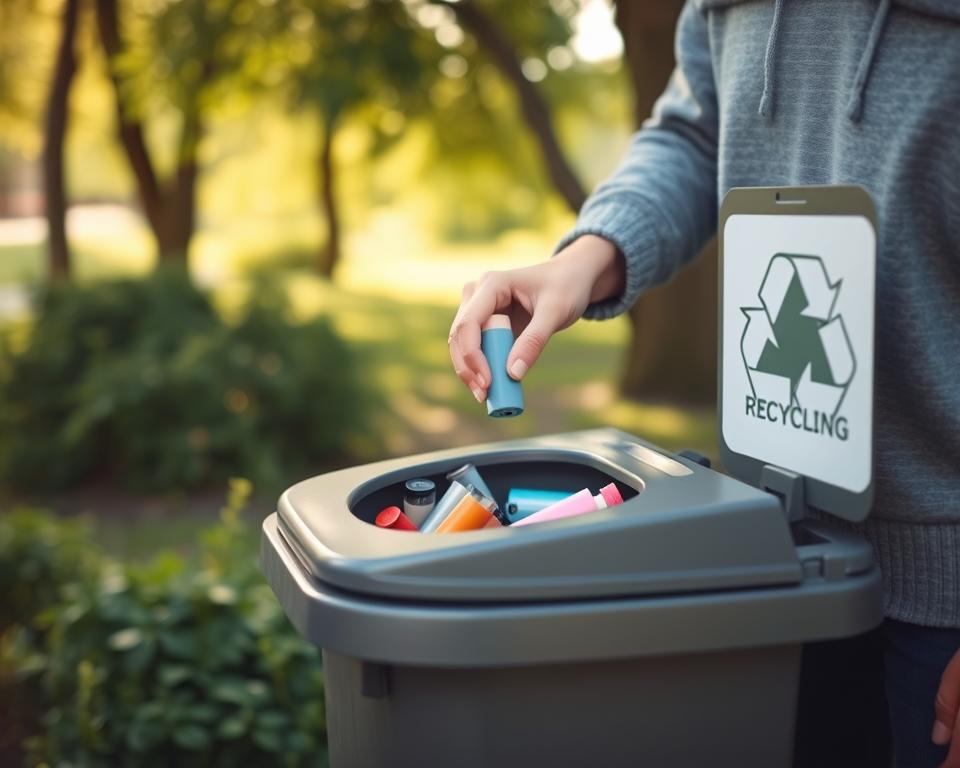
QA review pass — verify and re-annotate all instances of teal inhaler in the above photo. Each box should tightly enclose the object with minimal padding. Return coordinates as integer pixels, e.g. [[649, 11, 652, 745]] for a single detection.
[[481, 315, 524, 418], [505, 488, 572, 523]]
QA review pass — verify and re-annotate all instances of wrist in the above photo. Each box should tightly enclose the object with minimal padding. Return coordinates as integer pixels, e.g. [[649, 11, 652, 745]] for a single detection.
[[554, 234, 625, 304]]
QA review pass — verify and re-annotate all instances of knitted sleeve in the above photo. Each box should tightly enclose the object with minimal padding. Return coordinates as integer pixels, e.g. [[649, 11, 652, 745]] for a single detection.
[[557, 1, 719, 319]]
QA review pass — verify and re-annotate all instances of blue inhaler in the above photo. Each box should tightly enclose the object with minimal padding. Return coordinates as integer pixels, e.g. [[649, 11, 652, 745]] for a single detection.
[[481, 315, 524, 418], [505, 488, 572, 523]]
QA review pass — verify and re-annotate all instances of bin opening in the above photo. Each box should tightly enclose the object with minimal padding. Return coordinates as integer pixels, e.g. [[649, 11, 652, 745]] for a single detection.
[[348, 458, 641, 528], [274, 430, 863, 604]]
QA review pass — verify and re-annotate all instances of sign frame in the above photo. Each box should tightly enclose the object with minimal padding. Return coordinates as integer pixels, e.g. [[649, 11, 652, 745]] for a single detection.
[[718, 186, 877, 522]]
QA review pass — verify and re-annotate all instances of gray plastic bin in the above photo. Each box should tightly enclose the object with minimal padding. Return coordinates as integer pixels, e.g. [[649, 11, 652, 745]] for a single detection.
[[260, 428, 881, 768], [261, 187, 882, 767]]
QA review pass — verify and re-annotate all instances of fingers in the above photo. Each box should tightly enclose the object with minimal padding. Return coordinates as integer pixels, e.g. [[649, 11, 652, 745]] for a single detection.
[[449, 334, 483, 402], [506, 300, 566, 380], [449, 277, 498, 399], [450, 267, 574, 393], [934, 649, 960, 766], [449, 324, 484, 403], [935, 650, 960, 741], [941, 706, 960, 768]]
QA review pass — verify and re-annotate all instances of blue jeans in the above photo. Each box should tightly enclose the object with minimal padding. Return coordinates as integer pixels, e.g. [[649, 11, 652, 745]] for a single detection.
[[793, 619, 960, 768]]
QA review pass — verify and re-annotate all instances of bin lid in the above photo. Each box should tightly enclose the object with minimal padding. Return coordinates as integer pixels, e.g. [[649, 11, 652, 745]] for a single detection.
[[718, 186, 877, 522], [276, 430, 814, 604]]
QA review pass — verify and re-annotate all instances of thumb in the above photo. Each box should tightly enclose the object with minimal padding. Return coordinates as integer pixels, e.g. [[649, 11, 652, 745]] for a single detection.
[[506, 304, 564, 381], [933, 648, 960, 747]]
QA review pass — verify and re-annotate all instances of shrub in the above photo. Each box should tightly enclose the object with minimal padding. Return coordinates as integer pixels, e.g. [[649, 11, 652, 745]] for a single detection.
[[2, 486, 329, 767], [0, 509, 102, 765], [0, 508, 100, 634], [0, 269, 371, 494]]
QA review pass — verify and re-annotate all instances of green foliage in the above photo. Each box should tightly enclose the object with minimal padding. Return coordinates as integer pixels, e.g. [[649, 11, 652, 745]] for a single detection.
[[0, 507, 102, 761], [116, 0, 277, 121], [274, 0, 595, 239], [0, 0, 52, 155], [0, 268, 371, 494], [405, 0, 588, 239], [285, 0, 434, 121], [0, 508, 100, 635], [1, 497, 328, 767]]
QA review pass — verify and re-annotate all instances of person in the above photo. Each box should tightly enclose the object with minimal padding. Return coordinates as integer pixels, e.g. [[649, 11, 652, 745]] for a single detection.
[[447, 1, 960, 766]]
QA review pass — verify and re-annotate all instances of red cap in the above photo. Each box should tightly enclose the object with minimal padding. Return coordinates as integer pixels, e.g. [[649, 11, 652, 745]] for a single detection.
[[376, 506, 418, 531], [599, 483, 623, 508]]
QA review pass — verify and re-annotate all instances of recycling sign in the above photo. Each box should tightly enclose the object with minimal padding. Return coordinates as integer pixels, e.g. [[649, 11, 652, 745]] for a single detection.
[[741, 253, 855, 437], [722, 214, 875, 495]]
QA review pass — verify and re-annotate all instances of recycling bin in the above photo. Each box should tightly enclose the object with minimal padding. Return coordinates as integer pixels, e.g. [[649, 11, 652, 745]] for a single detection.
[[260, 428, 881, 768], [260, 188, 881, 767]]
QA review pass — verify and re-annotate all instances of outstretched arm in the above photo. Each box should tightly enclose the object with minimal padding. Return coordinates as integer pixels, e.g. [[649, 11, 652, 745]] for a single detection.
[[557, 0, 719, 321], [449, 1, 720, 397]]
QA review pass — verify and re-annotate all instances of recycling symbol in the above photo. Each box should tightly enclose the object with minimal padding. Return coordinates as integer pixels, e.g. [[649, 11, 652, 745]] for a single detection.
[[740, 253, 856, 417]]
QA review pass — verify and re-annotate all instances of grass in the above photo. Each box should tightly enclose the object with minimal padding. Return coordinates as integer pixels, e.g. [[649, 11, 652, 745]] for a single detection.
[[0, 208, 718, 560], [77, 279, 714, 561], [243, 273, 718, 461]]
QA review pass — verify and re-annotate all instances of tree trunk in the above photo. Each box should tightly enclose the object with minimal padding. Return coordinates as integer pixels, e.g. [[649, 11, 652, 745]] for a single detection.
[[43, 0, 81, 281], [438, 0, 586, 212], [157, 103, 202, 262], [94, 0, 165, 249], [615, 1, 718, 404], [96, 0, 210, 264], [317, 111, 340, 278]]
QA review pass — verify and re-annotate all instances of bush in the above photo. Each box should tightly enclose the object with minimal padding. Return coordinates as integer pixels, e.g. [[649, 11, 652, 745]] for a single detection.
[[0, 508, 100, 634], [0, 268, 371, 494], [0, 509, 102, 765], [1, 485, 329, 767]]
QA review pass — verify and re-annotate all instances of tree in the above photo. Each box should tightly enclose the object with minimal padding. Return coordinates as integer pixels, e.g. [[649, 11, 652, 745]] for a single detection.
[[94, 0, 263, 265], [0, 1, 53, 156], [282, 0, 435, 277], [614, 0, 717, 404], [436, 1, 715, 403], [43, 0, 82, 280], [394, 0, 589, 242], [434, 0, 586, 212], [283, 0, 589, 276]]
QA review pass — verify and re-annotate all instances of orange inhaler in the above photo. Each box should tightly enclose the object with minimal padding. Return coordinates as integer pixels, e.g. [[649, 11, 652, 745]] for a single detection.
[[435, 488, 497, 533]]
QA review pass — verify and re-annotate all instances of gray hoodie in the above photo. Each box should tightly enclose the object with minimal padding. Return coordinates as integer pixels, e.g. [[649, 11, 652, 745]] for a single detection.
[[560, 0, 960, 626]]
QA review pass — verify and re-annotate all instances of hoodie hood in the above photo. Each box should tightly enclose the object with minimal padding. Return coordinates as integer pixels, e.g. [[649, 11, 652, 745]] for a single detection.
[[694, 0, 960, 17], [693, 0, 960, 121]]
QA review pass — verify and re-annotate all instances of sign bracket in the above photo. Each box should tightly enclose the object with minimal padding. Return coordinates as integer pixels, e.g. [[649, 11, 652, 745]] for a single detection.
[[760, 464, 806, 521]]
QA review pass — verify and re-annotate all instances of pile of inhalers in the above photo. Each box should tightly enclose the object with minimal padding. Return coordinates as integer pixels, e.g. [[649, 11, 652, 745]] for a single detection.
[[375, 462, 624, 534]]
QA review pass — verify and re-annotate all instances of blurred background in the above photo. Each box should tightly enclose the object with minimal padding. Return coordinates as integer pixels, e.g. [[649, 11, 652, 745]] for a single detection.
[[0, 0, 717, 764]]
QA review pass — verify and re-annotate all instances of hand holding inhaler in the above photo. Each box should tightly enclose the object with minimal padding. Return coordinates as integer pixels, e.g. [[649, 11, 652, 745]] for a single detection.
[[448, 235, 625, 403]]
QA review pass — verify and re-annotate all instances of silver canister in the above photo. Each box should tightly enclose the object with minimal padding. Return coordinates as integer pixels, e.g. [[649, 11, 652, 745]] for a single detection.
[[445, 463, 497, 508], [419, 480, 470, 534], [403, 478, 437, 528]]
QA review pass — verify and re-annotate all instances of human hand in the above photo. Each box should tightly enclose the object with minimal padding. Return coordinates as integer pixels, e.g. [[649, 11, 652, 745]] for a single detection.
[[934, 647, 960, 767], [448, 235, 625, 401]]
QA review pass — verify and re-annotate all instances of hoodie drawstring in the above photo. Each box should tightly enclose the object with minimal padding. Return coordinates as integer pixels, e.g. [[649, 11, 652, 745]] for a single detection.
[[846, 0, 892, 122], [760, 0, 892, 123], [758, 0, 785, 119]]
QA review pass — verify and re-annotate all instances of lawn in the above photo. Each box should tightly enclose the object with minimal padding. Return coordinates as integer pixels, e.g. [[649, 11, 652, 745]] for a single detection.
[[0, 207, 718, 560]]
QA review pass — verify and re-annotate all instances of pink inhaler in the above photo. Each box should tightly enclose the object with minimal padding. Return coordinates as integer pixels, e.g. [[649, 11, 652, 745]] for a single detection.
[[510, 483, 623, 527]]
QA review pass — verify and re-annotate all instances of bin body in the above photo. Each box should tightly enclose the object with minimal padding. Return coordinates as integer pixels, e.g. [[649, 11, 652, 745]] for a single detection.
[[260, 429, 883, 768], [324, 646, 799, 768]]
